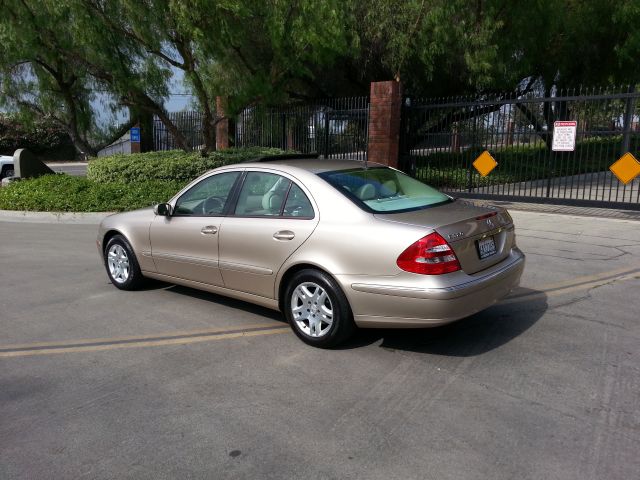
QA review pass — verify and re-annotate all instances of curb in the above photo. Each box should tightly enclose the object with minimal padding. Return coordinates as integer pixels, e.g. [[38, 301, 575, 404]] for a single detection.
[[0, 210, 113, 224]]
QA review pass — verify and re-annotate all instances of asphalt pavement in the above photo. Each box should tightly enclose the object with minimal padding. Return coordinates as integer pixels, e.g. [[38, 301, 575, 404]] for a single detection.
[[1, 210, 639, 479], [47, 162, 88, 176]]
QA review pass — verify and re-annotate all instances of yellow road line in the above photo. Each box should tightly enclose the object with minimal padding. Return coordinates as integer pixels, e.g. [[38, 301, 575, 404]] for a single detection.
[[0, 322, 284, 350], [502, 269, 639, 305], [0, 325, 289, 358], [526, 265, 640, 292]]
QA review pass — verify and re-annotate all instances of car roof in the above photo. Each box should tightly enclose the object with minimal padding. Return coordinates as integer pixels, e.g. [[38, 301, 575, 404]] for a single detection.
[[239, 157, 386, 174]]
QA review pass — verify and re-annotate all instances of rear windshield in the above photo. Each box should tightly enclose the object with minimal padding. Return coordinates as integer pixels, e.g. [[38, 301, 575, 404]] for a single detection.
[[318, 167, 451, 213]]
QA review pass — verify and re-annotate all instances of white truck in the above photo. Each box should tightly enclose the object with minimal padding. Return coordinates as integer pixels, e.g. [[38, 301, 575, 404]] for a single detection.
[[0, 155, 14, 180]]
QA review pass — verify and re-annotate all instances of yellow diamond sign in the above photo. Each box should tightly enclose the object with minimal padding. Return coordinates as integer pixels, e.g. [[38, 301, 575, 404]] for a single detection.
[[473, 150, 498, 177], [610, 153, 640, 185]]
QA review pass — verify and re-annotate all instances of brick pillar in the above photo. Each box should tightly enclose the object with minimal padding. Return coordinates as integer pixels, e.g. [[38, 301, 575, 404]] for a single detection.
[[216, 96, 229, 150], [367, 81, 403, 167]]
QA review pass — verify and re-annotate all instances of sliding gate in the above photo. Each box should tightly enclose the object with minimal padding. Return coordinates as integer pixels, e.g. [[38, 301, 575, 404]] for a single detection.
[[400, 88, 640, 209]]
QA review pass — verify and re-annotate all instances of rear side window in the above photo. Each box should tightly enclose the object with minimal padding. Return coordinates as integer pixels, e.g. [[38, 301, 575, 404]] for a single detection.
[[319, 167, 451, 213], [232, 171, 315, 219], [282, 183, 314, 218], [234, 172, 289, 216]]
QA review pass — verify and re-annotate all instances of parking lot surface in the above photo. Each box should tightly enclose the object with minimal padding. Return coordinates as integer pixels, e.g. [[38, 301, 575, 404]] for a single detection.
[[47, 162, 88, 176], [1, 210, 639, 479]]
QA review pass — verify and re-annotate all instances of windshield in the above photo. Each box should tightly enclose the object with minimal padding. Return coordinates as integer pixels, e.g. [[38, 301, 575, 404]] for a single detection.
[[318, 167, 451, 213]]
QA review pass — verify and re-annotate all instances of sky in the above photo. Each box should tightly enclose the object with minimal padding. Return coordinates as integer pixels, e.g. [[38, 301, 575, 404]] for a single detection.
[[164, 68, 196, 111]]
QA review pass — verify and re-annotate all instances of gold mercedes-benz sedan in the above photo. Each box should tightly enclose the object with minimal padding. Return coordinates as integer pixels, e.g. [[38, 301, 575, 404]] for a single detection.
[[97, 156, 525, 347]]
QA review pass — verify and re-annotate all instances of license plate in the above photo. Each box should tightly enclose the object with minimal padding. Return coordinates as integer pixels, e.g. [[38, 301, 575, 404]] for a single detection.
[[477, 236, 497, 259]]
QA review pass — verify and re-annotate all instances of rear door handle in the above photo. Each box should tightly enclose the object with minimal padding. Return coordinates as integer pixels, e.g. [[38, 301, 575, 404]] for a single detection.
[[273, 230, 295, 241], [201, 225, 218, 235]]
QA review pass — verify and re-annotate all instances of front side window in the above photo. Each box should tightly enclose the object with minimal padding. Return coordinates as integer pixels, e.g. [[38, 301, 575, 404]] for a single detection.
[[318, 167, 451, 213], [174, 171, 241, 216]]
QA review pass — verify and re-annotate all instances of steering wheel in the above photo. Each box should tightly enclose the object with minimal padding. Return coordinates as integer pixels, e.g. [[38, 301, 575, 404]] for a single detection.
[[201, 196, 225, 215]]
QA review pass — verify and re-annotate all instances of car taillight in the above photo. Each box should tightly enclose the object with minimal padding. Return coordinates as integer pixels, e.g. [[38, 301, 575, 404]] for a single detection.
[[397, 232, 461, 275]]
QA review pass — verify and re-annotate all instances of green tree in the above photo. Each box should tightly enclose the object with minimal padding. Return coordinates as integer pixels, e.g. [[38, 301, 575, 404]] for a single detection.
[[170, 0, 348, 108], [0, 0, 190, 156], [305, 0, 639, 97], [63, 0, 190, 151], [2, 0, 638, 159], [78, 0, 218, 151], [0, 0, 112, 156]]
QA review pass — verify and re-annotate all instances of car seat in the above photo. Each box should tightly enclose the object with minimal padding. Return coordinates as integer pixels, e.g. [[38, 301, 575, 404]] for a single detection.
[[262, 191, 284, 215], [355, 183, 376, 201]]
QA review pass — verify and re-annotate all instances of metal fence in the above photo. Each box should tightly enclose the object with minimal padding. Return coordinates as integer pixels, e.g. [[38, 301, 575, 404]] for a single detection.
[[97, 135, 131, 157], [401, 87, 640, 209], [153, 111, 204, 151], [235, 97, 369, 160]]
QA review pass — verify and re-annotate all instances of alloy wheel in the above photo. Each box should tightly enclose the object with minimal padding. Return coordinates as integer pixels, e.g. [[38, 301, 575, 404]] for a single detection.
[[290, 282, 334, 338], [107, 244, 130, 284]]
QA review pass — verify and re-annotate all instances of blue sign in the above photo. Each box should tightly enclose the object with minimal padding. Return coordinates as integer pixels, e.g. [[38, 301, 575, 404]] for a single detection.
[[130, 127, 141, 143]]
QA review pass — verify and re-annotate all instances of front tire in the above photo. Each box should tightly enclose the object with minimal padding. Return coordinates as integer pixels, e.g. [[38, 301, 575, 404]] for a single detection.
[[104, 234, 145, 290], [284, 269, 355, 348]]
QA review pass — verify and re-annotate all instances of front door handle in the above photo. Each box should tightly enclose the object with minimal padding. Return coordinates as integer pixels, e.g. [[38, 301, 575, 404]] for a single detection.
[[201, 225, 218, 235], [273, 230, 295, 241]]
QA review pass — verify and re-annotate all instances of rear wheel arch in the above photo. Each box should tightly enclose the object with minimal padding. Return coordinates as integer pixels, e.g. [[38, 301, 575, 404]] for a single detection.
[[280, 266, 356, 347], [278, 263, 341, 312]]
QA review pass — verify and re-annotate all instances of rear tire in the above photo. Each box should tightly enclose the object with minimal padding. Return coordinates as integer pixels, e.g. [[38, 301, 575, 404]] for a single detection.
[[103, 234, 145, 290], [283, 269, 355, 348]]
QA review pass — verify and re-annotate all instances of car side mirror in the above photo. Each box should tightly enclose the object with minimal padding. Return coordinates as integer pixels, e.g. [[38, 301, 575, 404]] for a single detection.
[[154, 202, 173, 217]]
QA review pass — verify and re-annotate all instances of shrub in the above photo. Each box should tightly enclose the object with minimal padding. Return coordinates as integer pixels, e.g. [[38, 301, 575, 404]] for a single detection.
[[0, 174, 186, 212], [87, 147, 287, 184], [0, 147, 294, 212]]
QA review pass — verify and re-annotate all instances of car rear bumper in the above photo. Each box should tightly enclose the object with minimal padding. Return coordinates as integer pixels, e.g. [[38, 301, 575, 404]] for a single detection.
[[339, 248, 525, 328]]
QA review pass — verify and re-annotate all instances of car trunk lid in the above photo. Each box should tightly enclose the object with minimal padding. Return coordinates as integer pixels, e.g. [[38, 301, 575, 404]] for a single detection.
[[374, 199, 515, 274]]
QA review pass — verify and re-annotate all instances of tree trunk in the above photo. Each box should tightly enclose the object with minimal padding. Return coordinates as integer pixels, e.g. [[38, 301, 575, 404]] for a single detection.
[[59, 87, 98, 158], [136, 111, 154, 153], [68, 131, 98, 158], [182, 61, 216, 153], [201, 107, 216, 153]]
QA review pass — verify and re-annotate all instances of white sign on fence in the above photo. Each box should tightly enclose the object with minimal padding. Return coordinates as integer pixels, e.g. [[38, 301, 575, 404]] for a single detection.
[[552, 121, 577, 151]]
